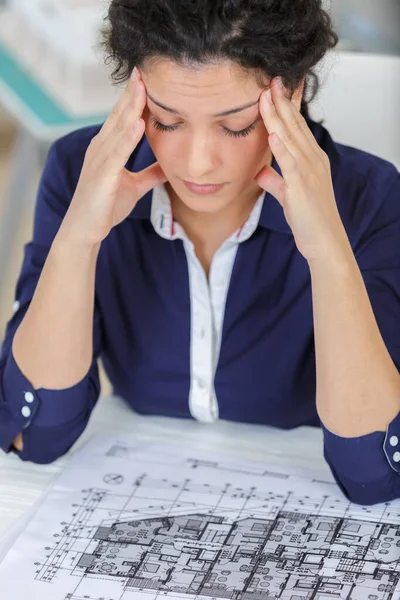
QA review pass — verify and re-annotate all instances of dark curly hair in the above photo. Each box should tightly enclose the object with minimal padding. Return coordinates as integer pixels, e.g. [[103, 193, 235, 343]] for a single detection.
[[99, 0, 338, 121]]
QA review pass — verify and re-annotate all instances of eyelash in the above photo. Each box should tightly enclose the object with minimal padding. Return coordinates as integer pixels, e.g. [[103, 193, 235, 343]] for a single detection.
[[150, 117, 256, 139]]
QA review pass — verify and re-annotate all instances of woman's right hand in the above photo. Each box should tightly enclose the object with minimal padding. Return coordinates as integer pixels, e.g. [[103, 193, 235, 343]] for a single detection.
[[59, 68, 167, 247]]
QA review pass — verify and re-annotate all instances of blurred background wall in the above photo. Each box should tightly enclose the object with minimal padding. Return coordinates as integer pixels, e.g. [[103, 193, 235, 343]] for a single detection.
[[0, 0, 399, 396], [329, 0, 400, 55]]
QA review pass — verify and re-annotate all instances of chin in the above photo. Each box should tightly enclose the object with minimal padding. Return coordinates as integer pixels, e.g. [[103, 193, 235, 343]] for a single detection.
[[180, 192, 231, 213], [166, 179, 231, 212], [182, 202, 229, 215], [185, 202, 228, 215]]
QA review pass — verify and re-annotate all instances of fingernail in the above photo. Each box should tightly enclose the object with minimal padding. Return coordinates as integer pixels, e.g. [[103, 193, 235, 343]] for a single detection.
[[266, 88, 273, 105], [131, 67, 138, 81], [277, 76, 284, 89]]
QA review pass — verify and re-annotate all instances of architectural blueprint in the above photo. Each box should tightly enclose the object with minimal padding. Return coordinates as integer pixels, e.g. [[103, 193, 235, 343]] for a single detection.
[[1, 436, 400, 600]]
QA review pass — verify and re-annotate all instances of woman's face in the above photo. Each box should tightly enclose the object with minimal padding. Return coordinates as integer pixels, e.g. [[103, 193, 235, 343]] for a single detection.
[[139, 59, 278, 214]]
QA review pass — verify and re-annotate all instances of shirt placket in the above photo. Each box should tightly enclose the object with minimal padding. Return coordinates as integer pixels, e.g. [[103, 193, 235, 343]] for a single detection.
[[185, 244, 217, 423]]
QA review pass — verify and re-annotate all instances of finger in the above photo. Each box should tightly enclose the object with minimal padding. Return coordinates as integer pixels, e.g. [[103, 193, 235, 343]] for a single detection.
[[98, 70, 145, 141], [260, 87, 304, 161], [267, 131, 299, 182], [94, 82, 146, 171], [112, 78, 147, 138], [105, 70, 143, 133], [129, 161, 169, 200], [102, 118, 146, 173], [255, 163, 286, 206], [287, 86, 322, 156], [260, 82, 313, 162], [106, 81, 147, 156], [272, 78, 315, 153]]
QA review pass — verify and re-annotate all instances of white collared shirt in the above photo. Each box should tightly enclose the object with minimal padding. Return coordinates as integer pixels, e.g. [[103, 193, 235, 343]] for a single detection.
[[150, 184, 265, 423]]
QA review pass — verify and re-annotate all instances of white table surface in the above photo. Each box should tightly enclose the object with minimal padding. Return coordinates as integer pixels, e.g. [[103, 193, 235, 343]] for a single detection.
[[0, 394, 329, 545]]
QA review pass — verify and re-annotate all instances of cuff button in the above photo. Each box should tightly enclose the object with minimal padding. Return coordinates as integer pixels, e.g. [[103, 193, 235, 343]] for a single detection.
[[21, 406, 31, 418], [24, 391, 35, 403]]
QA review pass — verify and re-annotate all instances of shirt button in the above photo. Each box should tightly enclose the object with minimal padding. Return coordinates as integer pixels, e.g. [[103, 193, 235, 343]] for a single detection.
[[393, 452, 400, 463], [13, 300, 20, 313], [390, 436, 399, 447], [24, 392, 35, 403], [21, 406, 31, 418]]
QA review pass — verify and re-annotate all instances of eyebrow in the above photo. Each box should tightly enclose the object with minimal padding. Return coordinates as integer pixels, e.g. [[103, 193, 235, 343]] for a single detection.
[[147, 93, 259, 117]]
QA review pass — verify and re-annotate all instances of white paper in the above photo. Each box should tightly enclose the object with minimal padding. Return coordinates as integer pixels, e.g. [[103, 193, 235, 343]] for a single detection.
[[1, 435, 400, 599]]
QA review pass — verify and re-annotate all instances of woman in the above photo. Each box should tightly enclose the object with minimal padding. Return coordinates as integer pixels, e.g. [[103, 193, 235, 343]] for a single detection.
[[0, 0, 399, 506]]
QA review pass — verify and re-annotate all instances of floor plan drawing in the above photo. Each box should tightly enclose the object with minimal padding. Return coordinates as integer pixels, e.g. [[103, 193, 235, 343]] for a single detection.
[[76, 510, 400, 600], [1, 437, 400, 600]]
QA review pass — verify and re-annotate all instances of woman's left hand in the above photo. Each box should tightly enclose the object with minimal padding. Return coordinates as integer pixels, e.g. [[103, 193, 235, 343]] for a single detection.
[[254, 77, 350, 265]]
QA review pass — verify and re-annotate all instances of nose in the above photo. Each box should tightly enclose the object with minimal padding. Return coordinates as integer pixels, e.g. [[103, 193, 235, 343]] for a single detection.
[[185, 132, 220, 181]]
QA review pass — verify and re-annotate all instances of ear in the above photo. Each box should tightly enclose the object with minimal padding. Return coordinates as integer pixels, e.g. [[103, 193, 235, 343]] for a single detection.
[[291, 78, 305, 112]]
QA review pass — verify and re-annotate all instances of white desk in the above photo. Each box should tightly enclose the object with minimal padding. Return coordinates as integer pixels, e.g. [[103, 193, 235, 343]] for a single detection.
[[0, 393, 328, 542]]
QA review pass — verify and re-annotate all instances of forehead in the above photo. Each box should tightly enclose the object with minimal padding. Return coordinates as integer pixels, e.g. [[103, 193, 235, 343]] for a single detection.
[[144, 57, 251, 82], [142, 58, 265, 116]]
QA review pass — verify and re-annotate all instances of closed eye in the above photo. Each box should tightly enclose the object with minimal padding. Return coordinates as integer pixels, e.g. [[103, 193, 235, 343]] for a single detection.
[[150, 117, 257, 139]]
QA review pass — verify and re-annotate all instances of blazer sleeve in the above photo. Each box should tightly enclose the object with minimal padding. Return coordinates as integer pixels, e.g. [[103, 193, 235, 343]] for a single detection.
[[0, 132, 103, 464], [321, 168, 400, 506]]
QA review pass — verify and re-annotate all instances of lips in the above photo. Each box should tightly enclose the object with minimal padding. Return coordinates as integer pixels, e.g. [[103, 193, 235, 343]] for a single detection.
[[183, 180, 226, 195], [186, 181, 222, 186]]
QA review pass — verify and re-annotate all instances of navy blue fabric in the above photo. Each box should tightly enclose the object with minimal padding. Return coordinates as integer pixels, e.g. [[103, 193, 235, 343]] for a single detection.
[[0, 117, 399, 505]]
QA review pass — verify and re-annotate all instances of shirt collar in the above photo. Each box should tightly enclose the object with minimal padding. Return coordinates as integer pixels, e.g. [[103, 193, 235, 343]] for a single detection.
[[150, 182, 266, 242]]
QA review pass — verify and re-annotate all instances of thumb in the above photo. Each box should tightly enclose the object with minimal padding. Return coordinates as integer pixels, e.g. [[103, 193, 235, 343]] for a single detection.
[[254, 164, 285, 207], [134, 162, 168, 199]]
